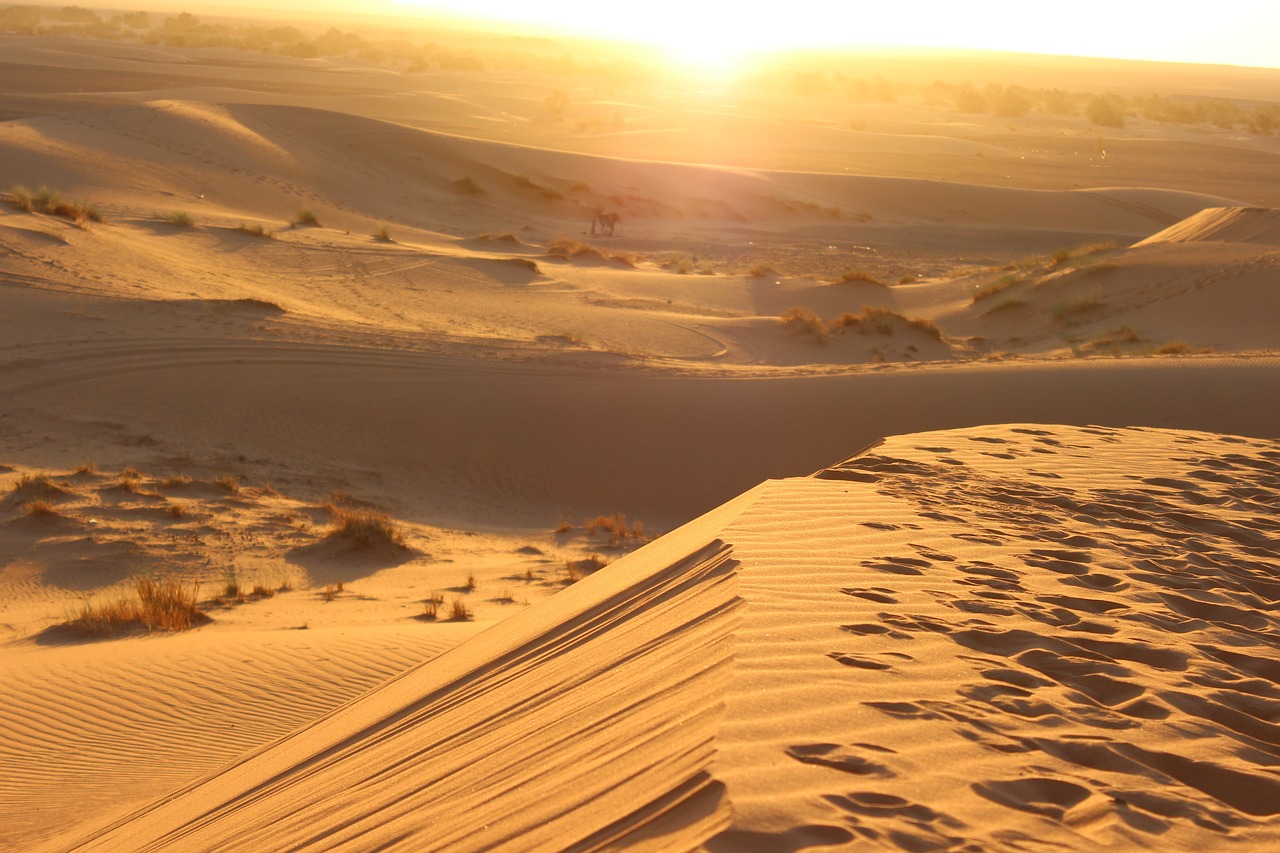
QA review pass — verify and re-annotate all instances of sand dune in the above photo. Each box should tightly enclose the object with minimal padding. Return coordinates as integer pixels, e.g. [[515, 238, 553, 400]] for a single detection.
[[1136, 205, 1280, 246], [51, 424, 1280, 851]]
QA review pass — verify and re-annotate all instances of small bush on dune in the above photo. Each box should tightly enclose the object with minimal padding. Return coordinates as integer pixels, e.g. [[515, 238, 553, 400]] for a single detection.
[[779, 306, 827, 341], [448, 597, 472, 621], [165, 211, 194, 227], [12, 472, 66, 498], [233, 222, 274, 238], [32, 186, 101, 223], [24, 499, 57, 517], [291, 208, 320, 227], [373, 225, 393, 242], [453, 176, 485, 195], [834, 269, 885, 286], [327, 506, 405, 547], [584, 512, 647, 545], [8, 185, 33, 211], [749, 263, 778, 278], [66, 575, 205, 635]]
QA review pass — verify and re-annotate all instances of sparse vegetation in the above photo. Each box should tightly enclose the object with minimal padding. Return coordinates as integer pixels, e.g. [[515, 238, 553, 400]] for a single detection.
[[12, 472, 66, 499], [1053, 295, 1103, 322], [326, 506, 406, 547], [165, 502, 187, 519], [779, 307, 827, 341], [448, 597, 472, 621], [545, 238, 636, 267], [373, 225, 393, 242], [749, 263, 778, 278], [66, 575, 205, 635], [421, 591, 444, 619], [834, 269, 885, 286], [291, 208, 320, 227], [320, 581, 344, 601], [584, 513, 647, 546], [453, 176, 485, 195], [7, 185, 101, 223], [165, 211, 194, 227], [463, 571, 476, 592], [233, 222, 274, 238], [1155, 342, 1211, 355], [23, 499, 57, 517], [74, 462, 97, 475], [215, 475, 240, 493]]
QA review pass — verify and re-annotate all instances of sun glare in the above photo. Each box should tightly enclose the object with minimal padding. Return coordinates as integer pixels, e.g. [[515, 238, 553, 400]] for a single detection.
[[393, 0, 1280, 71]]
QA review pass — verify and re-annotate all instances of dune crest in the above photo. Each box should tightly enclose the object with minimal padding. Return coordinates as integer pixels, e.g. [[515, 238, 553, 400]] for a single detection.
[[1136, 206, 1280, 246]]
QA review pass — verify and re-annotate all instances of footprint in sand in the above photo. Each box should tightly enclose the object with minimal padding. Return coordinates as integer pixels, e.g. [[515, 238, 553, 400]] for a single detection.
[[786, 743, 896, 777]]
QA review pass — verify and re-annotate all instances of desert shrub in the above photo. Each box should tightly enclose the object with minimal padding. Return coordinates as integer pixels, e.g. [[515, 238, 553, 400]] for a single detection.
[[972, 271, 1031, 303], [779, 307, 826, 341], [215, 475, 240, 493], [12, 472, 66, 498], [749, 263, 778, 277], [233, 222, 274, 238], [907, 317, 944, 341], [66, 575, 205, 635], [8, 184, 33, 211], [834, 269, 885, 286], [165, 503, 187, 518], [453, 176, 485, 195], [373, 225, 392, 242], [165, 211, 194, 227], [291, 208, 320, 227], [1053, 295, 1103, 322], [584, 513, 647, 545], [24, 499, 57, 517], [327, 506, 405, 547], [448, 597, 472, 621]]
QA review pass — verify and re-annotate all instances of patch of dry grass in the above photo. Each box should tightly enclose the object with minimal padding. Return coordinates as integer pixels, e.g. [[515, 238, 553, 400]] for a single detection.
[[9, 185, 102, 223], [233, 222, 274, 238], [291, 208, 320, 227], [23, 499, 57, 518], [326, 506, 406, 547], [66, 576, 205, 635], [448, 597, 472, 621], [779, 307, 827, 341], [833, 269, 885, 285], [584, 513, 647, 546]]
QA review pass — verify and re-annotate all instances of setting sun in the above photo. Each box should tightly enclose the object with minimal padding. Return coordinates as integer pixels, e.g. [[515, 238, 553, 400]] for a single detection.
[[395, 0, 1280, 70]]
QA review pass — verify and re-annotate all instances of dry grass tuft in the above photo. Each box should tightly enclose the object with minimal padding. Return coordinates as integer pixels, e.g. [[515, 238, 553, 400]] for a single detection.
[[584, 513, 648, 546], [165, 502, 187, 519], [420, 591, 444, 619], [448, 597, 472, 621], [12, 472, 68, 499], [233, 222, 274, 238], [12, 186, 103, 223], [165, 211, 194, 227], [373, 225, 393, 242], [453, 176, 485, 195], [749, 263, 779, 277], [327, 506, 406, 547], [23, 499, 58, 518], [66, 576, 205, 635], [779, 307, 827, 341], [291, 208, 320, 227], [73, 462, 97, 475], [215, 475, 240, 493], [834, 269, 885, 285]]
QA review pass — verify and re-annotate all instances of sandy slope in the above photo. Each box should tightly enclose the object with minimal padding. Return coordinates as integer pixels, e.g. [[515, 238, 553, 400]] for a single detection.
[[50, 424, 1280, 851]]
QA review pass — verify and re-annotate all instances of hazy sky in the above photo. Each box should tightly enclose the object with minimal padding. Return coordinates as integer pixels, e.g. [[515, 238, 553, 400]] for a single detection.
[[388, 0, 1280, 69]]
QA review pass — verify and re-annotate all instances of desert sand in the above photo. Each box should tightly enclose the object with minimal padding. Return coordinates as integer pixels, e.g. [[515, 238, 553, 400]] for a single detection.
[[1, 11, 1278, 852]]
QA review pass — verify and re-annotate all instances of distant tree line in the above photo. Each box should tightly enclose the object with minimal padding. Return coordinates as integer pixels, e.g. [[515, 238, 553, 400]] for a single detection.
[[751, 66, 1280, 134]]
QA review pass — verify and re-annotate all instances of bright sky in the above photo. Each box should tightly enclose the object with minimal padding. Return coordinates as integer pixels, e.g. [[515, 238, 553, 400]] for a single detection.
[[392, 0, 1280, 70]]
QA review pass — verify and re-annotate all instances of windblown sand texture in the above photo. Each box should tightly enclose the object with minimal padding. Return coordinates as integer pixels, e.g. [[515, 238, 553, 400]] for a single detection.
[[44, 425, 1280, 851], [1, 18, 1279, 853]]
